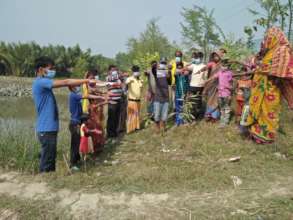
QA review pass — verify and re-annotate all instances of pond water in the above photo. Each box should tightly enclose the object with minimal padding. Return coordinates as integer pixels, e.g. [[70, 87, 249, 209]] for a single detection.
[[0, 95, 69, 122]]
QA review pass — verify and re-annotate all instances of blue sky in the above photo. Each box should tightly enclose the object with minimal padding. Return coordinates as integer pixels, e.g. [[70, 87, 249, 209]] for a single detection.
[[0, 0, 264, 57]]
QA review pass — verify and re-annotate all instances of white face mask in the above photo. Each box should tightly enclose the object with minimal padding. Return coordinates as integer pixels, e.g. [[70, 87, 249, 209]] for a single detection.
[[159, 64, 166, 69], [133, 72, 140, 77], [75, 86, 81, 93], [111, 71, 119, 79]]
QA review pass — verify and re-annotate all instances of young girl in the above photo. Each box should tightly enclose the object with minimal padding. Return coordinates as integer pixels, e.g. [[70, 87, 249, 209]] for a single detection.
[[205, 61, 233, 127], [79, 114, 102, 161]]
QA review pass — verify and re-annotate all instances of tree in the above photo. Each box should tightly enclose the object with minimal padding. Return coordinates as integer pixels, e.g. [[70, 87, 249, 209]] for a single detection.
[[115, 52, 132, 72], [221, 35, 253, 63], [0, 41, 114, 77], [180, 5, 226, 61], [127, 18, 177, 63], [288, 0, 293, 41]]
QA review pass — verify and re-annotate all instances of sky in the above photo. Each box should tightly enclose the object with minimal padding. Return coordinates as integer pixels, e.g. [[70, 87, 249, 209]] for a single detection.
[[0, 0, 264, 58]]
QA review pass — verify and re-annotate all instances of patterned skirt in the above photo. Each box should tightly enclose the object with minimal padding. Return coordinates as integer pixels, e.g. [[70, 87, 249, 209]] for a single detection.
[[127, 101, 141, 133]]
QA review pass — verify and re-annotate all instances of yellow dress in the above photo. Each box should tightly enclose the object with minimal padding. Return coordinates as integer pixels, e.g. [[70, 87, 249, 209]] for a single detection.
[[247, 27, 293, 143]]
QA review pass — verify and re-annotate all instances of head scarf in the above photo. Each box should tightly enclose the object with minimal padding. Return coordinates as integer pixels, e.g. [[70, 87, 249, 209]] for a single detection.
[[260, 27, 293, 108]]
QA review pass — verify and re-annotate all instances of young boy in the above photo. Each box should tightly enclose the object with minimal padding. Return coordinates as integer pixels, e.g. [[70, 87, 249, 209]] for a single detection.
[[175, 62, 189, 125], [125, 65, 143, 133], [32, 56, 97, 173]]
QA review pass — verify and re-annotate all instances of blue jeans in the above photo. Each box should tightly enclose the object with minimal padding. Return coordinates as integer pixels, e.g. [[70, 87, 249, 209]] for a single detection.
[[37, 132, 57, 172], [154, 101, 169, 122], [175, 99, 184, 126]]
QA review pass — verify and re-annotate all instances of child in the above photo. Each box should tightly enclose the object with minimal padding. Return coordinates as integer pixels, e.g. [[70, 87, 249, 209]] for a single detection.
[[175, 62, 189, 125], [235, 67, 252, 123], [205, 62, 233, 127], [79, 114, 102, 161]]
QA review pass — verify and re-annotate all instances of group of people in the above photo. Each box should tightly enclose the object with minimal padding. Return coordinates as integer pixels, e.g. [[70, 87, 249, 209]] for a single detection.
[[32, 26, 293, 173]]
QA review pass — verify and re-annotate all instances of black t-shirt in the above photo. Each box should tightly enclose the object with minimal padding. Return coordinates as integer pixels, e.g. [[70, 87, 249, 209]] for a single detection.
[[153, 68, 171, 102]]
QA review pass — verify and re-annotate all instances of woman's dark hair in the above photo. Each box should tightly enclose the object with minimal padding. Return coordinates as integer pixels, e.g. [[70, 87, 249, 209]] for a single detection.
[[175, 50, 183, 57], [85, 69, 98, 79], [176, 62, 184, 68], [34, 56, 54, 70]]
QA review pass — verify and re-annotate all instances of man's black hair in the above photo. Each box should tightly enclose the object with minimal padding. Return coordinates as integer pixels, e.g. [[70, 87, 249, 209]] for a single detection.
[[160, 57, 167, 64], [150, 60, 157, 65], [34, 56, 55, 70], [197, 52, 204, 58], [108, 64, 117, 71], [131, 65, 140, 72], [80, 114, 90, 124]]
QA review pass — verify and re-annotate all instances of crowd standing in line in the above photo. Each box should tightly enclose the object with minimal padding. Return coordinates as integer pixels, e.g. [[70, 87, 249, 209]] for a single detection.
[[32, 27, 293, 173]]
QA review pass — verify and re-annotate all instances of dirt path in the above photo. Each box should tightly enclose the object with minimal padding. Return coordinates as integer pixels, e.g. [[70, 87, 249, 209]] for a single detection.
[[0, 171, 293, 219]]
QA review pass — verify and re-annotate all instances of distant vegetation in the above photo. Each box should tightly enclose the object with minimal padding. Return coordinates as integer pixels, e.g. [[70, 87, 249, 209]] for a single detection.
[[0, 1, 292, 78]]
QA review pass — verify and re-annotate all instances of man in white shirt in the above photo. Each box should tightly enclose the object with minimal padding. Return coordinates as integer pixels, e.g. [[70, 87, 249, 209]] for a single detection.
[[185, 52, 207, 120]]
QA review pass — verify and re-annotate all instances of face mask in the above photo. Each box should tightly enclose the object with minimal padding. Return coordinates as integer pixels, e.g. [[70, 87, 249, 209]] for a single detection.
[[175, 57, 182, 63], [111, 71, 119, 79], [45, 69, 56, 79], [133, 72, 140, 77], [192, 58, 201, 64], [159, 64, 166, 69], [75, 86, 81, 93]]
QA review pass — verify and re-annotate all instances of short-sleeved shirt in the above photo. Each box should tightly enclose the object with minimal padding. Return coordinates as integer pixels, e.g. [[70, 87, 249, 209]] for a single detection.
[[125, 76, 143, 100], [154, 69, 170, 102], [214, 70, 233, 98], [188, 63, 207, 87], [69, 92, 83, 124], [32, 77, 59, 132]]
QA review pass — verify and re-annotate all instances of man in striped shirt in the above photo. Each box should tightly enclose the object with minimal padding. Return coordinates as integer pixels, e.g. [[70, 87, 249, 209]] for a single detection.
[[106, 65, 123, 138]]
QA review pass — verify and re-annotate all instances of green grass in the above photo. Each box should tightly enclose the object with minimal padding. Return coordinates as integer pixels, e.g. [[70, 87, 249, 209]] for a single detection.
[[0, 195, 68, 220], [1, 77, 293, 219]]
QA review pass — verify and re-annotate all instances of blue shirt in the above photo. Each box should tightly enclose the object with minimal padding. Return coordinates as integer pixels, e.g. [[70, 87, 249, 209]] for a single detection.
[[32, 77, 59, 132], [69, 92, 82, 124]]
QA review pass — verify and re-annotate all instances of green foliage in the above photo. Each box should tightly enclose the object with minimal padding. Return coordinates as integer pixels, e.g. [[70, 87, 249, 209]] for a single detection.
[[127, 18, 177, 64], [0, 42, 115, 77], [133, 52, 160, 72], [115, 52, 132, 72], [181, 5, 226, 60], [221, 35, 253, 62], [248, 0, 293, 39]]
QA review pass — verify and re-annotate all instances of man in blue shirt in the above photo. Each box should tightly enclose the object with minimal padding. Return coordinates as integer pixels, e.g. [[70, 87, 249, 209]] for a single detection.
[[32, 56, 97, 173]]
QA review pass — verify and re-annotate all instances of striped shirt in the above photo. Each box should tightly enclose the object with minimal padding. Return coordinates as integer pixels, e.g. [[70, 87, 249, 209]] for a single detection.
[[107, 75, 123, 101]]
